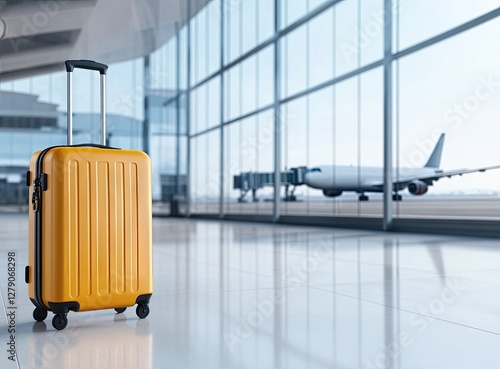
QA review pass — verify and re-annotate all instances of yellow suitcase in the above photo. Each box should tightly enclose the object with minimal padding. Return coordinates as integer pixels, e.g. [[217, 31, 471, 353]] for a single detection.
[[25, 60, 153, 330]]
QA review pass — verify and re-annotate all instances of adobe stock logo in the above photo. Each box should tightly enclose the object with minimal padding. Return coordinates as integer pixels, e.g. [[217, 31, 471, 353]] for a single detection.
[[0, 16, 6, 40]]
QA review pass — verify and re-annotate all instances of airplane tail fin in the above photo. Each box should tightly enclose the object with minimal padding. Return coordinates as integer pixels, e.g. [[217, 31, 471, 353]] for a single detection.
[[424, 133, 445, 168]]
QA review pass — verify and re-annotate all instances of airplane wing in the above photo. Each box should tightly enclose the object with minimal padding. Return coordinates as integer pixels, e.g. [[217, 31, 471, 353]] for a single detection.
[[368, 164, 500, 188], [393, 164, 500, 186]]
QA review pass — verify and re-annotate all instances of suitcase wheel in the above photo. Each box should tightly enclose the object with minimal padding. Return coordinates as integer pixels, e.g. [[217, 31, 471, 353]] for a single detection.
[[33, 307, 48, 322], [114, 307, 127, 314], [136, 303, 150, 319], [52, 313, 68, 330]]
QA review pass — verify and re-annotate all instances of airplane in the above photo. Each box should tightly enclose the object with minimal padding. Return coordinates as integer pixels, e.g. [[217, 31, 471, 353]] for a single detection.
[[304, 133, 500, 201]]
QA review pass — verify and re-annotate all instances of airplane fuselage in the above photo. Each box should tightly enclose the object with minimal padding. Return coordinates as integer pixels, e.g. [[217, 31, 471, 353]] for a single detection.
[[232, 132, 500, 202], [305, 165, 439, 193]]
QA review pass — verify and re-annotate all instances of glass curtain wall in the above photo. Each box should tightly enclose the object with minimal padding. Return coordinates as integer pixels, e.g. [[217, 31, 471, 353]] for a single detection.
[[393, 2, 500, 219], [2, 0, 500, 224], [184, 0, 500, 221], [149, 28, 188, 212]]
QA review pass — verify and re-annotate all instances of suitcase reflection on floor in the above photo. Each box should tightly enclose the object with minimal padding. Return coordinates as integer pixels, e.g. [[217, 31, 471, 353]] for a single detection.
[[27, 311, 152, 369]]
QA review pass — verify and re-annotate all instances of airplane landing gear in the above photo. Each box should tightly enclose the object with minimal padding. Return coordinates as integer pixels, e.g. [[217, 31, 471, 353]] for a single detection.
[[358, 194, 369, 201], [392, 193, 402, 201], [283, 184, 299, 202]]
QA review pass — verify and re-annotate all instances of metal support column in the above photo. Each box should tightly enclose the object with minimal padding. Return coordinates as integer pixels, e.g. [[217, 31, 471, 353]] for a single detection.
[[219, 0, 225, 219], [175, 22, 182, 197], [273, 0, 282, 222], [186, 0, 192, 217], [143, 56, 150, 155], [383, 0, 393, 231]]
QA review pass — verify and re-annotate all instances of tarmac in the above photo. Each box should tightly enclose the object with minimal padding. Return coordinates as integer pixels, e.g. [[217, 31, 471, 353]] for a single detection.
[[154, 196, 500, 219], [4, 196, 499, 219]]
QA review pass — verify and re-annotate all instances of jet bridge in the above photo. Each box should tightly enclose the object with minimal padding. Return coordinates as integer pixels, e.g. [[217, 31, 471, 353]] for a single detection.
[[233, 166, 307, 202]]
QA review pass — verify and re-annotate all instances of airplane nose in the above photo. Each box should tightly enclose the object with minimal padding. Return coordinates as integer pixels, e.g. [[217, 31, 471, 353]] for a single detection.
[[304, 172, 311, 184], [304, 172, 319, 188]]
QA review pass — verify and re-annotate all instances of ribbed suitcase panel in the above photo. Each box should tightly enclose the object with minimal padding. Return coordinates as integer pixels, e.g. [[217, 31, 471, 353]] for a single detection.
[[68, 159, 81, 299], [28, 147, 152, 311], [125, 163, 139, 293], [95, 161, 110, 297], [64, 154, 146, 307], [111, 162, 126, 295], [80, 160, 92, 299]]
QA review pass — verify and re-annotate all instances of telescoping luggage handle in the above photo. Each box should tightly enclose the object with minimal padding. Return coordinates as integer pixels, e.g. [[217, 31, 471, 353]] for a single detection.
[[65, 60, 109, 146]]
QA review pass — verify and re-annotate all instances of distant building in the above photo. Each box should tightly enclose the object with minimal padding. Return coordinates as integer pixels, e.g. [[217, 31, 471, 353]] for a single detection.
[[0, 92, 63, 204], [0, 90, 185, 205], [0, 91, 145, 204], [0, 91, 59, 129]]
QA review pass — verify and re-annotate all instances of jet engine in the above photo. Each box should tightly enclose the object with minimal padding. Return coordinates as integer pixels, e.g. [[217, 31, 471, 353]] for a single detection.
[[408, 180, 428, 195], [323, 190, 343, 198]]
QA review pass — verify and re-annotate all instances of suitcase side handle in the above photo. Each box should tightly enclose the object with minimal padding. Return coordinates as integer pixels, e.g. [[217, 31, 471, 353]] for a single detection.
[[66, 60, 107, 146], [65, 60, 108, 75]]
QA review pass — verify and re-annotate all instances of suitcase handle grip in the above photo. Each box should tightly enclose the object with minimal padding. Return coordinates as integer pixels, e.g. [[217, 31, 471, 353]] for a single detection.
[[65, 60, 108, 75]]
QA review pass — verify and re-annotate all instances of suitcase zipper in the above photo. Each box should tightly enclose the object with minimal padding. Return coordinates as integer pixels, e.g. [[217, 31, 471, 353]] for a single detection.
[[32, 178, 41, 213], [31, 174, 47, 213], [33, 145, 65, 310]]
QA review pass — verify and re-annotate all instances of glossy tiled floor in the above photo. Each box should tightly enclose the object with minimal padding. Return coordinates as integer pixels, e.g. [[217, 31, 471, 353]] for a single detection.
[[2, 214, 500, 368]]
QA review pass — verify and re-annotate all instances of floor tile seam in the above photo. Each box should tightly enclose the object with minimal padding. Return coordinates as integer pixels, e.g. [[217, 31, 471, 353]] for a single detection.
[[231, 231, 369, 238], [231, 232, 386, 242], [153, 234, 454, 247], [219, 228, 379, 236], [308, 274, 489, 286], [309, 275, 500, 288], [201, 220, 491, 242], [309, 285, 500, 336], [153, 285, 302, 297], [155, 267, 279, 276], [153, 263, 453, 278]]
